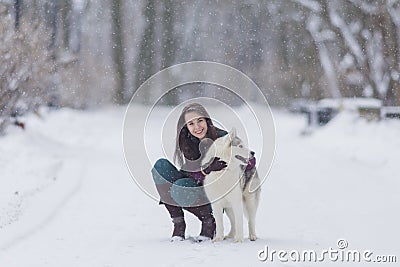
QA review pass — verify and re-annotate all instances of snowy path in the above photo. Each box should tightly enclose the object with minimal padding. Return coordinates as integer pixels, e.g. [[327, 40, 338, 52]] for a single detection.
[[0, 106, 399, 267]]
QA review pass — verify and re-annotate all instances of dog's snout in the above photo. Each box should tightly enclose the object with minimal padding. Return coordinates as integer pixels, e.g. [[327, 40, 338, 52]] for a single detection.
[[250, 151, 255, 156]]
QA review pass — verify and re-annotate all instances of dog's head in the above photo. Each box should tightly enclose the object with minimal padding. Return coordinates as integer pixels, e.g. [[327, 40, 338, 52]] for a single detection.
[[202, 127, 254, 168], [227, 128, 254, 166]]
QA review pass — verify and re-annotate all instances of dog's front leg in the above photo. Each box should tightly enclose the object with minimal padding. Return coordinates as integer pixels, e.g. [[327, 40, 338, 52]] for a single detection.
[[232, 203, 244, 242], [244, 196, 257, 241], [212, 203, 224, 242], [224, 207, 235, 239]]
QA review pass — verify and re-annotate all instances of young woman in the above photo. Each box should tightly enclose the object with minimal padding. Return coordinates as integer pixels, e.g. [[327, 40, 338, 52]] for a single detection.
[[151, 103, 256, 241]]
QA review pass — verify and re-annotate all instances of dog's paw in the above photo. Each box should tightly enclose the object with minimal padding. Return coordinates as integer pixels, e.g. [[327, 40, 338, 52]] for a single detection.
[[233, 237, 243, 243], [224, 232, 235, 240], [212, 236, 224, 242], [249, 234, 257, 241]]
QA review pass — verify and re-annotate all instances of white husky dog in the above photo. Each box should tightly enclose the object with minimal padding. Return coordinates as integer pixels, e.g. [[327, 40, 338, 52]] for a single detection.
[[201, 128, 261, 242]]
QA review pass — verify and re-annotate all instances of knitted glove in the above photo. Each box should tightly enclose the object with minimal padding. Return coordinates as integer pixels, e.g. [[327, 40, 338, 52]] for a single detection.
[[202, 157, 227, 174]]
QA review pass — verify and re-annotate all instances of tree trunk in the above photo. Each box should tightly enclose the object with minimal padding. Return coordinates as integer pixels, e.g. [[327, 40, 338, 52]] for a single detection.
[[111, 0, 126, 104], [61, 0, 72, 50], [14, 0, 22, 30], [161, 0, 178, 105], [134, 0, 156, 104], [44, 0, 59, 61]]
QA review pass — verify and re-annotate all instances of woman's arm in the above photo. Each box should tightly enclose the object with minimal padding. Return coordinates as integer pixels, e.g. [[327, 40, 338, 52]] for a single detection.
[[185, 156, 255, 185], [181, 157, 227, 185], [184, 170, 206, 185]]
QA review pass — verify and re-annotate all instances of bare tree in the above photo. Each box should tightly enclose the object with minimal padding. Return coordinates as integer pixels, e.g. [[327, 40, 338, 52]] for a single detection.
[[61, 0, 72, 50], [0, 3, 54, 133], [111, 0, 126, 104], [134, 0, 156, 103], [14, 0, 21, 29], [160, 0, 178, 105]]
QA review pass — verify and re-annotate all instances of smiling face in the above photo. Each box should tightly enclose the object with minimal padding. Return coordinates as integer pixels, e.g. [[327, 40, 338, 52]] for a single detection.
[[184, 111, 208, 140]]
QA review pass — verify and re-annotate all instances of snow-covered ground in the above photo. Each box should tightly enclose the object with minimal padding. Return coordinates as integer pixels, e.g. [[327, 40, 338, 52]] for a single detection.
[[0, 105, 399, 267]]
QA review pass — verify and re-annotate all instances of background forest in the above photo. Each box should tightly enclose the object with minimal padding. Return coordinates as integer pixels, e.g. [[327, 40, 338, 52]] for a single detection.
[[1, 0, 400, 132]]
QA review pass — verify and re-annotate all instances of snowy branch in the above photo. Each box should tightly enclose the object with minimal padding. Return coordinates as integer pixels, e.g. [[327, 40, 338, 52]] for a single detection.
[[387, 0, 400, 68], [328, 4, 365, 65], [307, 15, 341, 98], [367, 31, 390, 98], [306, 15, 336, 42], [347, 0, 380, 14], [387, 0, 400, 25], [289, 0, 322, 13]]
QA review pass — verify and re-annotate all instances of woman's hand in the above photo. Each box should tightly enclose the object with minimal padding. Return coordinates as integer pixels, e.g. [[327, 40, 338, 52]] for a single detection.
[[203, 157, 227, 174]]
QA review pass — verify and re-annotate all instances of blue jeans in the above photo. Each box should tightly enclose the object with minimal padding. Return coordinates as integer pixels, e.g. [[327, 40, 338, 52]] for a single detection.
[[151, 158, 210, 208]]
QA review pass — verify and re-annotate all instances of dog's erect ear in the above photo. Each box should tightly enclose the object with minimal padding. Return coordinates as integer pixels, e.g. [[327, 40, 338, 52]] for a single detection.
[[229, 127, 237, 139], [225, 127, 237, 147]]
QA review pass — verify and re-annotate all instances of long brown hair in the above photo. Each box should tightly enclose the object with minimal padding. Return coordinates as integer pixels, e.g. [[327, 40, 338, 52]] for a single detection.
[[173, 103, 218, 168]]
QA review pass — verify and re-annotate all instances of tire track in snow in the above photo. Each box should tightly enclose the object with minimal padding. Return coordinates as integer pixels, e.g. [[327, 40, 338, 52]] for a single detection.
[[0, 161, 62, 230], [0, 157, 87, 250]]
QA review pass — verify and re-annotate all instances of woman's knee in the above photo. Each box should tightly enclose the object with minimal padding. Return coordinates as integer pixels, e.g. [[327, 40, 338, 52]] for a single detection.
[[153, 158, 174, 171], [151, 158, 178, 184]]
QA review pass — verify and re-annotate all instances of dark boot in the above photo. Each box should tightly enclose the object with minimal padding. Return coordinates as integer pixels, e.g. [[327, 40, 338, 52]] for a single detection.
[[184, 204, 216, 240], [164, 203, 186, 240], [171, 217, 186, 240], [199, 216, 216, 239]]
